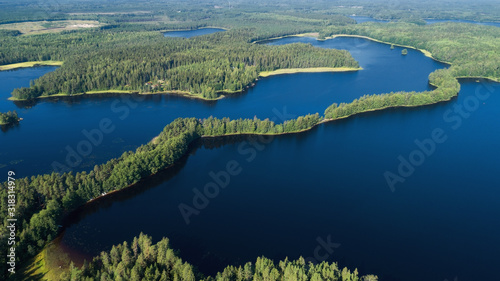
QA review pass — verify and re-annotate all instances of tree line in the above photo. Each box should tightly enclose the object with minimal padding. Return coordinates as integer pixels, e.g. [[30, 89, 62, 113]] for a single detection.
[[11, 31, 358, 100], [60, 233, 377, 281]]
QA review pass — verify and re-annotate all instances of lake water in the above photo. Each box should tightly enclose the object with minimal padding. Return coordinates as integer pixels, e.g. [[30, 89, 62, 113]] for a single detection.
[[163, 28, 226, 38], [2, 33, 500, 281]]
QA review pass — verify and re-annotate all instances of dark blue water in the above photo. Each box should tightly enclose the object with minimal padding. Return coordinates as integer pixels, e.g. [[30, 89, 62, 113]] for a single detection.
[[163, 28, 226, 38], [0, 37, 444, 178], [52, 37, 500, 281]]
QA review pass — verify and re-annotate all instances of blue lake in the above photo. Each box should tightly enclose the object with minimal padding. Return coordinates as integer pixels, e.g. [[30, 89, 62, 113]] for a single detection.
[[163, 28, 226, 38], [2, 34, 500, 281]]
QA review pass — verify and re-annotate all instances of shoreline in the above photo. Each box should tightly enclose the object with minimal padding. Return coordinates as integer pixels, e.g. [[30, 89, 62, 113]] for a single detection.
[[8, 89, 227, 102], [255, 32, 452, 66], [161, 26, 229, 33], [456, 76, 500, 83], [0, 61, 63, 71], [259, 67, 361, 77], [324, 34, 452, 65], [251, 32, 319, 44]]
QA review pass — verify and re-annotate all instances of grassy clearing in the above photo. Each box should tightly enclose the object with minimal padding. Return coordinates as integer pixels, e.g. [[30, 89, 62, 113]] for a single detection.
[[0, 61, 63, 71], [20, 241, 71, 281], [259, 67, 361, 77], [0, 20, 102, 35]]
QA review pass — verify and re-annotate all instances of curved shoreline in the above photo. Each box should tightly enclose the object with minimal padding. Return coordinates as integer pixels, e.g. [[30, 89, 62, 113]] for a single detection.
[[8, 89, 227, 102], [325, 34, 454, 65], [161, 26, 229, 33], [456, 76, 500, 83], [0, 60, 63, 71], [255, 32, 500, 84], [257, 32, 452, 66], [259, 67, 361, 77], [251, 32, 320, 44]]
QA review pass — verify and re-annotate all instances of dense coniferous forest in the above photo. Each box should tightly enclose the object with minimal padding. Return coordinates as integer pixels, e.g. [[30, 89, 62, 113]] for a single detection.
[[60, 233, 377, 281], [0, 0, 498, 280], [10, 34, 358, 99]]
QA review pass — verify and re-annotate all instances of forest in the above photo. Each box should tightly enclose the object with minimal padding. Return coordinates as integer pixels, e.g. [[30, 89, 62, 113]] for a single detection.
[[60, 233, 377, 281], [10, 35, 358, 100], [0, 111, 19, 125]]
